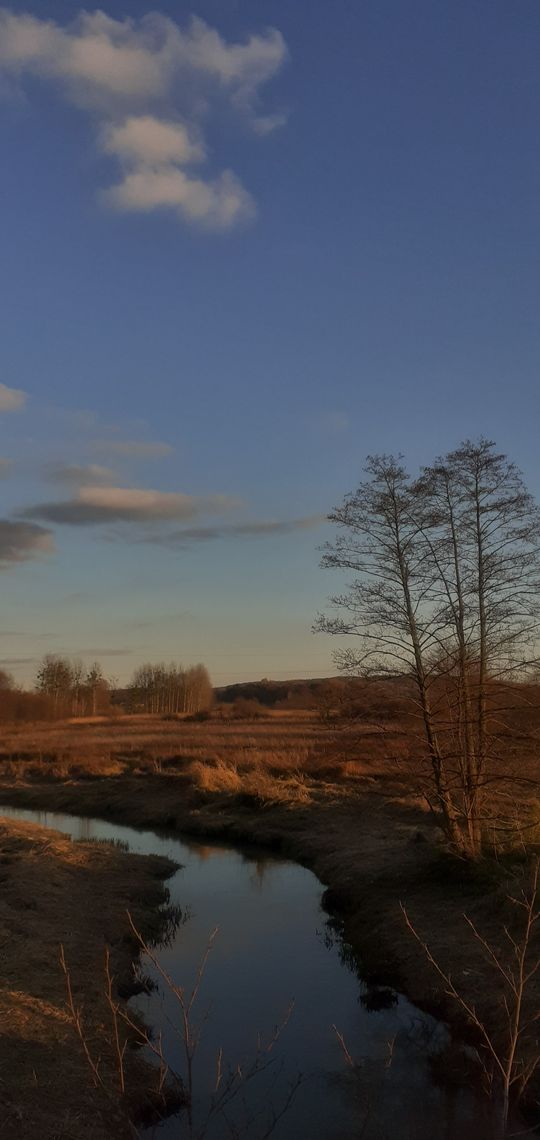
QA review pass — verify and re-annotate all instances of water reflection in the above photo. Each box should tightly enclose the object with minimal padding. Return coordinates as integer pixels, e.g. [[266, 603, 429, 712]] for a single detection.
[[0, 804, 508, 1139]]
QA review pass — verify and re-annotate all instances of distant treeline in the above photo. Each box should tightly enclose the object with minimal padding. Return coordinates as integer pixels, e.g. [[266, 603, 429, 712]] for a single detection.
[[0, 658, 112, 722], [215, 675, 414, 719], [123, 663, 212, 715], [0, 658, 411, 723], [0, 661, 535, 726], [0, 656, 213, 721]]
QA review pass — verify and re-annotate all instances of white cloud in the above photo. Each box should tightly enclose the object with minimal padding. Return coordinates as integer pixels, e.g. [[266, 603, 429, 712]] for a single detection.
[[0, 11, 287, 111], [103, 165, 255, 229], [45, 463, 117, 485], [21, 485, 241, 525], [154, 515, 326, 546], [0, 9, 288, 229], [79, 485, 197, 518], [0, 11, 173, 108], [0, 383, 27, 412], [101, 115, 204, 166]]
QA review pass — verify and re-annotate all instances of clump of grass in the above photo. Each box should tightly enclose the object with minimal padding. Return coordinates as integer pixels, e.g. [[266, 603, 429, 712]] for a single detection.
[[77, 837, 130, 853], [185, 756, 313, 805]]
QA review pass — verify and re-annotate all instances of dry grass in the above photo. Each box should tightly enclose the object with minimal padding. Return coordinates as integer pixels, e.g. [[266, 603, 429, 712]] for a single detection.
[[0, 817, 176, 1139], [0, 706, 536, 824], [0, 711, 411, 805]]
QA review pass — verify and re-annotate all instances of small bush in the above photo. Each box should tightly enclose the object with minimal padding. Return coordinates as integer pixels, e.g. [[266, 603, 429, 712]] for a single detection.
[[231, 698, 266, 720]]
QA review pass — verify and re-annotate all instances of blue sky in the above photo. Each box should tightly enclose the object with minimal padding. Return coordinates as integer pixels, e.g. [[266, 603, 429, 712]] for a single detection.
[[1, 1, 540, 685]]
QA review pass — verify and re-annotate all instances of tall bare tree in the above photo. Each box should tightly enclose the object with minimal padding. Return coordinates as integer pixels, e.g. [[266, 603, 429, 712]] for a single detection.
[[317, 440, 540, 857], [36, 654, 75, 714], [85, 662, 109, 716], [128, 662, 212, 715]]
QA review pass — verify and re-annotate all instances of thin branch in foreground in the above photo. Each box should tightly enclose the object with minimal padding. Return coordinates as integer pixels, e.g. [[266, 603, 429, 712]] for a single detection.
[[401, 862, 540, 1138]]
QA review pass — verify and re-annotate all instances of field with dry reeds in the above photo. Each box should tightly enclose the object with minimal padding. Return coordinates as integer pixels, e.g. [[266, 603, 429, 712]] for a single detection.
[[0, 699, 537, 824], [0, 707, 419, 806]]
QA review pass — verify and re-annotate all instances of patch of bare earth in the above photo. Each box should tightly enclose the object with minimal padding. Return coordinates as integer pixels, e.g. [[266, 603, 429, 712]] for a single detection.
[[0, 818, 176, 1139]]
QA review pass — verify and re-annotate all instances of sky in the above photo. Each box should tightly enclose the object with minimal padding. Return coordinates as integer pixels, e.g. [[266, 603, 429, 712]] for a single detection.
[[1, 1, 540, 686]]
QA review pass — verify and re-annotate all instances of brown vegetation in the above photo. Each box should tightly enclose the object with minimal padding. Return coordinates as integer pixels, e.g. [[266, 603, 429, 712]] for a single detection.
[[0, 816, 177, 1139], [0, 657, 213, 723], [318, 441, 540, 858], [0, 682, 538, 1126]]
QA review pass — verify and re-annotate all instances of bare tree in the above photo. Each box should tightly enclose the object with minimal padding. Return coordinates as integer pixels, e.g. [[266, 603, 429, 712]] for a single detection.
[[0, 668, 14, 690], [70, 659, 85, 716], [317, 440, 540, 857], [35, 654, 110, 717], [35, 654, 75, 715], [401, 859, 540, 1138], [85, 662, 110, 716], [128, 663, 212, 717]]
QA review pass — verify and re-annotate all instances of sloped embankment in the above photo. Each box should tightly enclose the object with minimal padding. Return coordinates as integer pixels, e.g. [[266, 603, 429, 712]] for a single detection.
[[0, 817, 178, 1139]]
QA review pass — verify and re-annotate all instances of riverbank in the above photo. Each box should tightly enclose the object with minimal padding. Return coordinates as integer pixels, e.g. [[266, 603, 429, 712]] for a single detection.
[[0, 707, 538, 1127], [1, 769, 538, 1125], [0, 815, 178, 1139]]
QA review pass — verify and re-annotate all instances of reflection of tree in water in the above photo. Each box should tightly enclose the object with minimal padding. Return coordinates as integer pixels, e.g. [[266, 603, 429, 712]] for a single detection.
[[319, 918, 399, 1013], [318, 917, 364, 981], [191, 843, 230, 862], [360, 987, 398, 1013], [188, 844, 274, 890], [77, 817, 92, 841], [250, 858, 271, 891]]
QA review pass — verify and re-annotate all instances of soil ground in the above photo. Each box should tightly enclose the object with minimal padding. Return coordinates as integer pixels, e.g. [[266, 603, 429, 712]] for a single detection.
[[0, 816, 177, 1140]]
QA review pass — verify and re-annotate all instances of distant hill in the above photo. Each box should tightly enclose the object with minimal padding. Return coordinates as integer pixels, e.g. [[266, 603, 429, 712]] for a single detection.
[[214, 674, 412, 712], [111, 674, 414, 717]]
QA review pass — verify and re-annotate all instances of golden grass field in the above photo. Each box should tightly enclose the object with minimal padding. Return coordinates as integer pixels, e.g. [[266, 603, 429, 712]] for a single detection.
[[0, 703, 536, 827], [0, 708, 412, 794]]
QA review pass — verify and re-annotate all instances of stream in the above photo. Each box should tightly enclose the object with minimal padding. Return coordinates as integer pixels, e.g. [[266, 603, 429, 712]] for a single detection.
[[0, 804, 508, 1139]]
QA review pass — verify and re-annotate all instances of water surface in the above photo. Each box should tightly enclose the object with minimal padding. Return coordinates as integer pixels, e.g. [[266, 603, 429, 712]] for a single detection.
[[0, 804, 505, 1139]]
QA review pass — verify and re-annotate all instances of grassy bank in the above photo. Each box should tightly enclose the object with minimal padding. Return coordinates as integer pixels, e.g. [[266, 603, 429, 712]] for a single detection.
[[0, 712, 538, 1125], [0, 815, 178, 1139]]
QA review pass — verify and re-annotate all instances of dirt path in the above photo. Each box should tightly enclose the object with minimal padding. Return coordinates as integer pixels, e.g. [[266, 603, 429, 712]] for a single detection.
[[0, 816, 177, 1139]]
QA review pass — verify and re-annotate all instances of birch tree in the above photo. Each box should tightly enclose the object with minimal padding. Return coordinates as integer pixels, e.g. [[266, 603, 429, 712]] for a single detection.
[[317, 440, 540, 857]]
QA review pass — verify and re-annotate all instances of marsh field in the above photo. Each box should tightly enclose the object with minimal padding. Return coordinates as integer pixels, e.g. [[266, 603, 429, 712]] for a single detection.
[[0, 692, 539, 1138]]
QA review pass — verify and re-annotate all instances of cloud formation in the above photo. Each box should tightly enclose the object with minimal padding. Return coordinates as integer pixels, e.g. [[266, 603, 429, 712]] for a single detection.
[[45, 463, 118, 485], [139, 515, 325, 546], [0, 520, 54, 565], [0, 9, 287, 229], [21, 485, 240, 525], [101, 114, 204, 165], [102, 163, 255, 228], [0, 383, 26, 412], [0, 459, 13, 477]]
